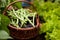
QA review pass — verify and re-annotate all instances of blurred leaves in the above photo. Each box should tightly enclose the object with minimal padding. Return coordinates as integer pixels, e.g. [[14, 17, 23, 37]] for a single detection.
[[40, 6, 60, 40], [0, 30, 12, 39], [0, 0, 22, 13], [10, 0, 22, 9], [33, 0, 60, 15], [34, 0, 60, 40], [0, 0, 10, 13], [0, 14, 10, 33], [0, 14, 11, 39]]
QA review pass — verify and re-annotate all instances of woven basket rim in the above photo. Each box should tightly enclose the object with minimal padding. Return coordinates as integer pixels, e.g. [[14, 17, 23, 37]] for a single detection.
[[8, 23, 39, 30]]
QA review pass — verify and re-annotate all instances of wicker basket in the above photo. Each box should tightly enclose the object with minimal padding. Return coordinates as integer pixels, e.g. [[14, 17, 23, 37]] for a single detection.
[[3, 0, 40, 39]]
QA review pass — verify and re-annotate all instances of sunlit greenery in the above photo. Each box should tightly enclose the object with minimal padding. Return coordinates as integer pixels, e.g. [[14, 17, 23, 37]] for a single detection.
[[33, 0, 60, 40]]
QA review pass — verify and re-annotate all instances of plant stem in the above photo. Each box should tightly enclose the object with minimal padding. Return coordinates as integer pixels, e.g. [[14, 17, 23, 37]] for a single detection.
[[26, 17, 35, 27]]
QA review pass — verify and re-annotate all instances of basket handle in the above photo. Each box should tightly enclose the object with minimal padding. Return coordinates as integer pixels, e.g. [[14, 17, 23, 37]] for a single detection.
[[3, 0, 36, 15], [3, 0, 40, 27]]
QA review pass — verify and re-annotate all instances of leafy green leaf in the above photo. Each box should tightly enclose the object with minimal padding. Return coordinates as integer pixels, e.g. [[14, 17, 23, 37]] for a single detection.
[[0, 14, 10, 33], [0, 30, 12, 39]]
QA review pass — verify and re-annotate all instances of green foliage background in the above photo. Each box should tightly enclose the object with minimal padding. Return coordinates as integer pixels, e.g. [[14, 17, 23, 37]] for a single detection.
[[33, 0, 60, 40]]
